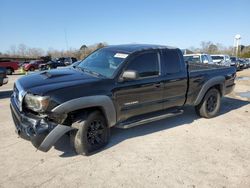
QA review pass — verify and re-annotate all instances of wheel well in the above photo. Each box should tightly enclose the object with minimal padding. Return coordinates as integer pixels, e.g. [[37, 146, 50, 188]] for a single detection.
[[66, 107, 108, 126], [211, 84, 223, 96]]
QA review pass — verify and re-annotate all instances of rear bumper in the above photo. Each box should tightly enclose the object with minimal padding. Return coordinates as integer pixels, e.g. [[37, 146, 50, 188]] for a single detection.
[[10, 96, 73, 152]]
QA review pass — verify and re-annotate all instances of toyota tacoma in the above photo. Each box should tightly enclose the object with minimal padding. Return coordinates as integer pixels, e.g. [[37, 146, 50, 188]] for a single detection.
[[10, 44, 236, 155]]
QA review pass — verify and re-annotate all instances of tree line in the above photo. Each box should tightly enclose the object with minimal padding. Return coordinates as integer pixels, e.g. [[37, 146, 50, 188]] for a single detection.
[[0, 41, 250, 60], [0, 42, 107, 60], [188, 41, 250, 58]]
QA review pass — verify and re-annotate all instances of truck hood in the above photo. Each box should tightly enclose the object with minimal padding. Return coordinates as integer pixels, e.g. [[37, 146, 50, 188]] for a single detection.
[[17, 68, 100, 95]]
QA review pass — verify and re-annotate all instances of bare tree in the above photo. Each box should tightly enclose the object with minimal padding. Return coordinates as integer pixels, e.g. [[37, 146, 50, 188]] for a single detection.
[[18, 44, 28, 57], [7, 45, 18, 56], [28, 48, 45, 58]]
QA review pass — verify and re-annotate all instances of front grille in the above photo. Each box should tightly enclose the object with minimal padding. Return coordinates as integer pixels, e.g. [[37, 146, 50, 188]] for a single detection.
[[13, 80, 26, 112]]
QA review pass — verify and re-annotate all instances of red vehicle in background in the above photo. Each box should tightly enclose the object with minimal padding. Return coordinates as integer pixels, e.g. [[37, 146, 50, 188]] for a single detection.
[[23, 60, 44, 71], [0, 60, 19, 75]]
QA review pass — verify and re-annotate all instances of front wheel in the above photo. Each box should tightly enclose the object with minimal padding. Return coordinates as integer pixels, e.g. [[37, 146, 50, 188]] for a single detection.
[[6, 68, 13, 75], [195, 88, 221, 118], [70, 111, 110, 155]]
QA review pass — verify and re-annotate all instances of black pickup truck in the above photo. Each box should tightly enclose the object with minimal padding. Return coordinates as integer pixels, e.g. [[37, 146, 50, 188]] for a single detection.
[[10, 44, 236, 155]]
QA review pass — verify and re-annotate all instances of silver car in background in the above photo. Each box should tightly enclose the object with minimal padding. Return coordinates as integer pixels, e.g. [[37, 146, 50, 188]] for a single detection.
[[211, 55, 231, 66], [183, 54, 214, 64]]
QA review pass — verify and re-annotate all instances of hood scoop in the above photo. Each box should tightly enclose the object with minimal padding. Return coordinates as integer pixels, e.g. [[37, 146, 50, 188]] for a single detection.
[[40, 71, 71, 79]]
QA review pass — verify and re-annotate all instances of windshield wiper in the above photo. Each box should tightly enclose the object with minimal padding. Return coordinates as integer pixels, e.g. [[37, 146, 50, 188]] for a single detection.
[[72, 66, 83, 71], [76, 66, 105, 78], [84, 69, 104, 77]]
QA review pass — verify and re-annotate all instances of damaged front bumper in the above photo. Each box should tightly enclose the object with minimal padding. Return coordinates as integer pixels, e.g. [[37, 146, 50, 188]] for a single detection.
[[10, 96, 73, 152]]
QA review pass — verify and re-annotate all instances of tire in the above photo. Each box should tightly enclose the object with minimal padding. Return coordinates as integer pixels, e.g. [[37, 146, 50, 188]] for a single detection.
[[29, 67, 35, 71], [6, 68, 13, 75], [195, 88, 221, 118], [70, 111, 110, 155]]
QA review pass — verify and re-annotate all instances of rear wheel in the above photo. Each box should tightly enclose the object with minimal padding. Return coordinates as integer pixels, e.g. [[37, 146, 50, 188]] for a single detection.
[[70, 111, 110, 155], [195, 88, 221, 118]]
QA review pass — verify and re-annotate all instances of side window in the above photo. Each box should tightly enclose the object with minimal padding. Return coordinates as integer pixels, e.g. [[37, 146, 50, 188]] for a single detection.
[[202, 55, 209, 63], [126, 52, 159, 78], [163, 50, 182, 74]]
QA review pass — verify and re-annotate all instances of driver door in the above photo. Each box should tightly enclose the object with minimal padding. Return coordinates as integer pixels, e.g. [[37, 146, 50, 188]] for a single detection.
[[113, 50, 164, 122]]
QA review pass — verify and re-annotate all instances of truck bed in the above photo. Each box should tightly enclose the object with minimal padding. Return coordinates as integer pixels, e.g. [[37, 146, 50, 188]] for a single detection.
[[188, 62, 229, 72], [186, 62, 236, 105]]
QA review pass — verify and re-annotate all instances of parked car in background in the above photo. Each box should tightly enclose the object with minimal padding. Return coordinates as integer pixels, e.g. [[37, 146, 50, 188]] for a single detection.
[[0, 67, 8, 86], [10, 44, 236, 155], [39, 57, 77, 70], [23, 60, 45, 71], [210, 54, 231, 66], [230, 56, 243, 71], [70, 60, 82, 67], [239, 59, 249, 69], [19, 60, 30, 67], [39, 59, 66, 70], [183, 54, 214, 64], [0, 59, 19, 75], [64, 57, 77, 65], [245, 59, 250, 68]]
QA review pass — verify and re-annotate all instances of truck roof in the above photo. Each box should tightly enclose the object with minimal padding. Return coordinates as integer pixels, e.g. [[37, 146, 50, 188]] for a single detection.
[[103, 44, 178, 53]]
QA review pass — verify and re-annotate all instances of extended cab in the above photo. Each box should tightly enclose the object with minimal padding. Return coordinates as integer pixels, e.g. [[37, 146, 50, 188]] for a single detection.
[[10, 44, 236, 155]]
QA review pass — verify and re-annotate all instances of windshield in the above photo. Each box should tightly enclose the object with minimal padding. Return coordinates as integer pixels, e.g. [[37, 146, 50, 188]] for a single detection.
[[77, 48, 128, 78]]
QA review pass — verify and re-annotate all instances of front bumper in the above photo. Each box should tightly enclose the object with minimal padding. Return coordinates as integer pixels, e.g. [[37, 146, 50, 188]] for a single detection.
[[10, 96, 73, 152]]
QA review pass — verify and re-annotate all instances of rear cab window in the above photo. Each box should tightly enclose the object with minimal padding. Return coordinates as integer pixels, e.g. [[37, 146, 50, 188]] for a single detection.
[[125, 51, 160, 78], [162, 49, 183, 74]]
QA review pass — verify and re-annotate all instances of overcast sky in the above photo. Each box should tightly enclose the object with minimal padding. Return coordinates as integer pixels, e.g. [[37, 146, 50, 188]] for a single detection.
[[0, 0, 249, 52]]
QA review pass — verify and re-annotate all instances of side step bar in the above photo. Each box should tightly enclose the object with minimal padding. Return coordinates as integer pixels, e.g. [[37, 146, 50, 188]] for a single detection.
[[116, 109, 184, 129]]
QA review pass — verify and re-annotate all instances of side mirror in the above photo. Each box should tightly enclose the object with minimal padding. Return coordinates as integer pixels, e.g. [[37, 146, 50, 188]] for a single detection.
[[121, 70, 138, 81]]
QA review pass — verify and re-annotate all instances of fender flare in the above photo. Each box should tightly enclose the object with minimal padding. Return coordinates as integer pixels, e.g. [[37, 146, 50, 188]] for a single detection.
[[194, 76, 225, 106], [52, 95, 116, 127]]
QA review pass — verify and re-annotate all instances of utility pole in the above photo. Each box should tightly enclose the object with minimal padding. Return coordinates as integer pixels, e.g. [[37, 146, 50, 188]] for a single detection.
[[234, 34, 241, 58]]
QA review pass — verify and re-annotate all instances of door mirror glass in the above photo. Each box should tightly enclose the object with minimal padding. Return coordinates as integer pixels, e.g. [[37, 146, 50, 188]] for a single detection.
[[122, 70, 138, 81]]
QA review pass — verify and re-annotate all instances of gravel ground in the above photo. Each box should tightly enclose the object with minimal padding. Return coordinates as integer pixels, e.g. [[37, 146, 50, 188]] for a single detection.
[[0, 69, 250, 188]]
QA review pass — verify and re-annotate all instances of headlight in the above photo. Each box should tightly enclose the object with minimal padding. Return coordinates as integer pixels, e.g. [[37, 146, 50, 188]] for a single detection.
[[24, 94, 50, 112]]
